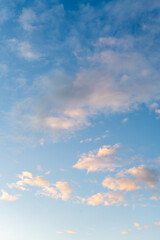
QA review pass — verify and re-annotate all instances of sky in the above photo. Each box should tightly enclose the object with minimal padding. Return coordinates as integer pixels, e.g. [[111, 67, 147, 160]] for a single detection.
[[0, 0, 160, 239]]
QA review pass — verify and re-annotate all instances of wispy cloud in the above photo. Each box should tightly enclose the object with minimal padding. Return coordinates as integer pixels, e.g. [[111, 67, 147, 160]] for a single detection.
[[122, 118, 128, 123], [8, 39, 40, 60], [66, 230, 77, 234], [19, 8, 37, 31], [155, 222, 160, 226]]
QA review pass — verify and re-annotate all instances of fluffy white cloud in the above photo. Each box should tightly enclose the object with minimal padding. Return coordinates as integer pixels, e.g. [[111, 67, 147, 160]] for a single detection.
[[8, 171, 72, 201], [102, 177, 141, 192], [73, 144, 120, 172], [0, 190, 21, 201]]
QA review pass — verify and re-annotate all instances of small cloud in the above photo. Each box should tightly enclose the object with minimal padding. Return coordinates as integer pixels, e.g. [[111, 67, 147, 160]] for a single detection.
[[0, 190, 21, 201], [155, 109, 160, 114], [121, 231, 129, 235], [37, 165, 43, 172], [144, 225, 150, 229], [150, 102, 159, 109], [150, 196, 158, 200], [45, 170, 51, 175], [80, 138, 92, 143], [134, 222, 141, 230], [155, 222, 160, 226], [40, 138, 45, 146], [55, 181, 72, 201], [122, 118, 128, 123], [57, 231, 63, 234], [66, 230, 77, 234]]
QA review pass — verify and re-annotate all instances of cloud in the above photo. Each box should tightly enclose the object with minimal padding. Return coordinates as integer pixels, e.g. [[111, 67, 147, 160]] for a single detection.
[[9, 39, 40, 60], [8, 171, 72, 201], [73, 144, 120, 172], [122, 118, 128, 123], [66, 230, 77, 234], [150, 102, 159, 109], [126, 165, 160, 187], [87, 192, 125, 206], [55, 181, 72, 200], [155, 109, 160, 114], [80, 138, 92, 143], [150, 196, 158, 200], [57, 231, 63, 234], [102, 177, 141, 192], [121, 231, 129, 235], [19, 8, 37, 31], [155, 222, 160, 226], [144, 225, 150, 229], [0, 190, 21, 201], [9, 37, 160, 140], [134, 222, 141, 230]]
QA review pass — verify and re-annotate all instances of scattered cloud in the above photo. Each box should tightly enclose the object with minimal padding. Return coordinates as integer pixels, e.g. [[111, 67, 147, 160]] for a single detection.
[[73, 144, 120, 172], [0, 190, 21, 201], [80, 138, 92, 143], [8, 171, 72, 201]]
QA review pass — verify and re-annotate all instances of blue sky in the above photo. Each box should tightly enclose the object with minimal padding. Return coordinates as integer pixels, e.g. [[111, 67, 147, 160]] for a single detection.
[[0, 0, 160, 239]]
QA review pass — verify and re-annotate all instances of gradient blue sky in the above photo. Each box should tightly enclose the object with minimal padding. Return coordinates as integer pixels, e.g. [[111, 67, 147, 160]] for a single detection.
[[0, 0, 160, 239]]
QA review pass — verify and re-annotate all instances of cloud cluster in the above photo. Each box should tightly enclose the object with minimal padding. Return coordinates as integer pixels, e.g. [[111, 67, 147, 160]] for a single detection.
[[8, 171, 72, 201], [5, 0, 160, 141], [73, 144, 120, 172]]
